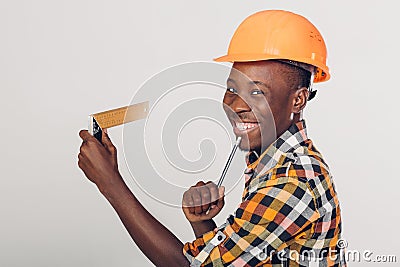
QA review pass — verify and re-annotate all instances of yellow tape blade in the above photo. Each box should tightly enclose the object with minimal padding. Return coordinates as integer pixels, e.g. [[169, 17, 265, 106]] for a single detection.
[[92, 101, 149, 129]]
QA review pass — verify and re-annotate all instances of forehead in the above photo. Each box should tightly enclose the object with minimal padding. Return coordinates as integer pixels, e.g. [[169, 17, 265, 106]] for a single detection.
[[228, 61, 284, 86]]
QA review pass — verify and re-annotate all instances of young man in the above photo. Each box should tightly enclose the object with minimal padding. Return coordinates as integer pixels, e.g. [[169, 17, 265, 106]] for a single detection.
[[78, 10, 345, 266]]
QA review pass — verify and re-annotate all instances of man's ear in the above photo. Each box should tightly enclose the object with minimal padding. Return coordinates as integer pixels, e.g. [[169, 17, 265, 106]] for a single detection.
[[292, 87, 309, 114]]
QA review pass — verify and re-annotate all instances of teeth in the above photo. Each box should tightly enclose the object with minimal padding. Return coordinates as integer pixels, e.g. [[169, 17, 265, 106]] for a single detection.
[[235, 122, 258, 131]]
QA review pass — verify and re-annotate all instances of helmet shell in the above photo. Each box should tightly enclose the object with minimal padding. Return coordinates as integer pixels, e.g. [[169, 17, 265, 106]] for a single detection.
[[214, 10, 330, 83]]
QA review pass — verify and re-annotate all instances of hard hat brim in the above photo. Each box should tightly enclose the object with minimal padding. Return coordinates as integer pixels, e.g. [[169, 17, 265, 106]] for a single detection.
[[213, 53, 330, 83]]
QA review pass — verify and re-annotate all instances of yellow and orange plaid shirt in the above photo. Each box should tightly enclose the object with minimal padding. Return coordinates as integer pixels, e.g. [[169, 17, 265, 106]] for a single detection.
[[183, 120, 346, 266]]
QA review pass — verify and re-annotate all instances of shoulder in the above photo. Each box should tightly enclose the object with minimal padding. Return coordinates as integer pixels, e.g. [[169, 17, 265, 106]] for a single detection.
[[285, 139, 331, 180]]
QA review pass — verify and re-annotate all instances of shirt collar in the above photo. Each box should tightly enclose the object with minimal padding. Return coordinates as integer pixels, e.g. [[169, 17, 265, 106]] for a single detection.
[[245, 120, 308, 171]]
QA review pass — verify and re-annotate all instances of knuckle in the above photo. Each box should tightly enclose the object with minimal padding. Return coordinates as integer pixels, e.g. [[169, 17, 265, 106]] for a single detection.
[[182, 191, 191, 202], [80, 145, 88, 154], [192, 188, 200, 195], [192, 197, 201, 203], [85, 139, 95, 145], [195, 181, 205, 186], [208, 182, 217, 189], [209, 187, 218, 195], [183, 192, 191, 200]]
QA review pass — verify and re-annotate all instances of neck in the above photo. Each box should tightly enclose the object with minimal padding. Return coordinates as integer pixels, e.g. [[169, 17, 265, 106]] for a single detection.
[[259, 115, 302, 154], [276, 115, 301, 138]]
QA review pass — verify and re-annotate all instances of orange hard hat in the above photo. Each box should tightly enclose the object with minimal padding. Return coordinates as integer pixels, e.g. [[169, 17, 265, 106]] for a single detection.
[[214, 10, 330, 83]]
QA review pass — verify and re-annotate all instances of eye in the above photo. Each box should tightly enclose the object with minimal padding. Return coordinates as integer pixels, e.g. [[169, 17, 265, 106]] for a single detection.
[[251, 89, 264, 95], [226, 87, 237, 94]]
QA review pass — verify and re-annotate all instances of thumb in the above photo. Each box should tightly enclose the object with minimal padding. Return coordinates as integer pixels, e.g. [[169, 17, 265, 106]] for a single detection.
[[216, 186, 225, 209], [218, 186, 225, 199]]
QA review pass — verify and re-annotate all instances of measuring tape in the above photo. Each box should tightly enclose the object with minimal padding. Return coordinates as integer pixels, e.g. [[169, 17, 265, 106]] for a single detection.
[[90, 101, 149, 129]]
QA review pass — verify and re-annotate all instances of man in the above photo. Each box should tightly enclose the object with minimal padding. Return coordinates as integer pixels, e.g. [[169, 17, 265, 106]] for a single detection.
[[78, 10, 345, 266]]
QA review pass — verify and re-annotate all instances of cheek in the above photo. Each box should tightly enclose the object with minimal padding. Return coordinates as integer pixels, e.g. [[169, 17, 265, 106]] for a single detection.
[[268, 95, 293, 118], [222, 93, 233, 105], [253, 107, 277, 146], [252, 100, 274, 124], [223, 105, 234, 120], [222, 97, 233, 112]]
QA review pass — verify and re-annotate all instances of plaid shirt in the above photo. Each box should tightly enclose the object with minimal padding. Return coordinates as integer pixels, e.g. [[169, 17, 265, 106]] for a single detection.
[[183, 120, 346, 266]]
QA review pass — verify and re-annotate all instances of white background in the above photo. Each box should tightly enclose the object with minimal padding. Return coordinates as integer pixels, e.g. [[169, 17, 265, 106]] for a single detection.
[[1, 0, 399, 266]]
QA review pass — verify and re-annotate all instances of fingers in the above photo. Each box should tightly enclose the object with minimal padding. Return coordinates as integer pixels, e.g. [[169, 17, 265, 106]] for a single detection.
[[77, 153, 85, 169], [184, 182, 222, 211], [192, 189, 203, 215], [206, 186, 225, 218], [101, 128, 117, 156], [206, 181, 219, 207], [182, 181, 226, 222], [79, 128, 116, 159], [198, 185, 211, 213], [193, 181, 213, 213], [183, 181, 208, 215], [79, 132, 97, 154], [182, 191, 195, 214], [101, 128, 111, 146], [195, 181, 205, 187]]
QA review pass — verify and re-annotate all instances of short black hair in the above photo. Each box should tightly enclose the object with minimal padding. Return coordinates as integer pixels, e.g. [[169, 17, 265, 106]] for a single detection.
[[274, 60, 311, 91]]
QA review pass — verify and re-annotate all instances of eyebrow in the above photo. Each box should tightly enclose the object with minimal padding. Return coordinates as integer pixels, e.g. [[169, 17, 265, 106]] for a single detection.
[[252, 80, 269, 88], [226, 78, 237, 85], [227, 78, 269, 88]]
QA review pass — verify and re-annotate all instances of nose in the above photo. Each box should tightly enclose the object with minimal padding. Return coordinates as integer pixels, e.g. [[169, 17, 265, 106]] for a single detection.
[[229, 94, 251, 113]]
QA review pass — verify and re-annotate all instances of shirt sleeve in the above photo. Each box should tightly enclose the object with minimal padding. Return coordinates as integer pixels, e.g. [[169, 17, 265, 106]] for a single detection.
[[183, 176, 320, 266]]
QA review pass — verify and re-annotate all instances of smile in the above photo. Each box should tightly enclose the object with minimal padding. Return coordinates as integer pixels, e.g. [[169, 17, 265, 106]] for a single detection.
[[233, 122, 259, 135]]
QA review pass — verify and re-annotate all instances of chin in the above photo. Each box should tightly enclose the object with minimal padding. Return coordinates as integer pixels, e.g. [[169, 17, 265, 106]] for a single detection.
[[238, 138, 260, 152], [239, 143, 251, 152]]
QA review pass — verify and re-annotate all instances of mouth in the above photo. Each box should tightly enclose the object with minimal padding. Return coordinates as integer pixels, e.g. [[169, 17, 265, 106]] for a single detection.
[[233, 121, 260, 136]]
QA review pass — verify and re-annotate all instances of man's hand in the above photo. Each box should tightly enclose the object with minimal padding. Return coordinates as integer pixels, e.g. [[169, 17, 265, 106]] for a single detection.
[[182, 181, 225, 223], [78, 129, 191, 267], [78, 129, 121, 189]]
